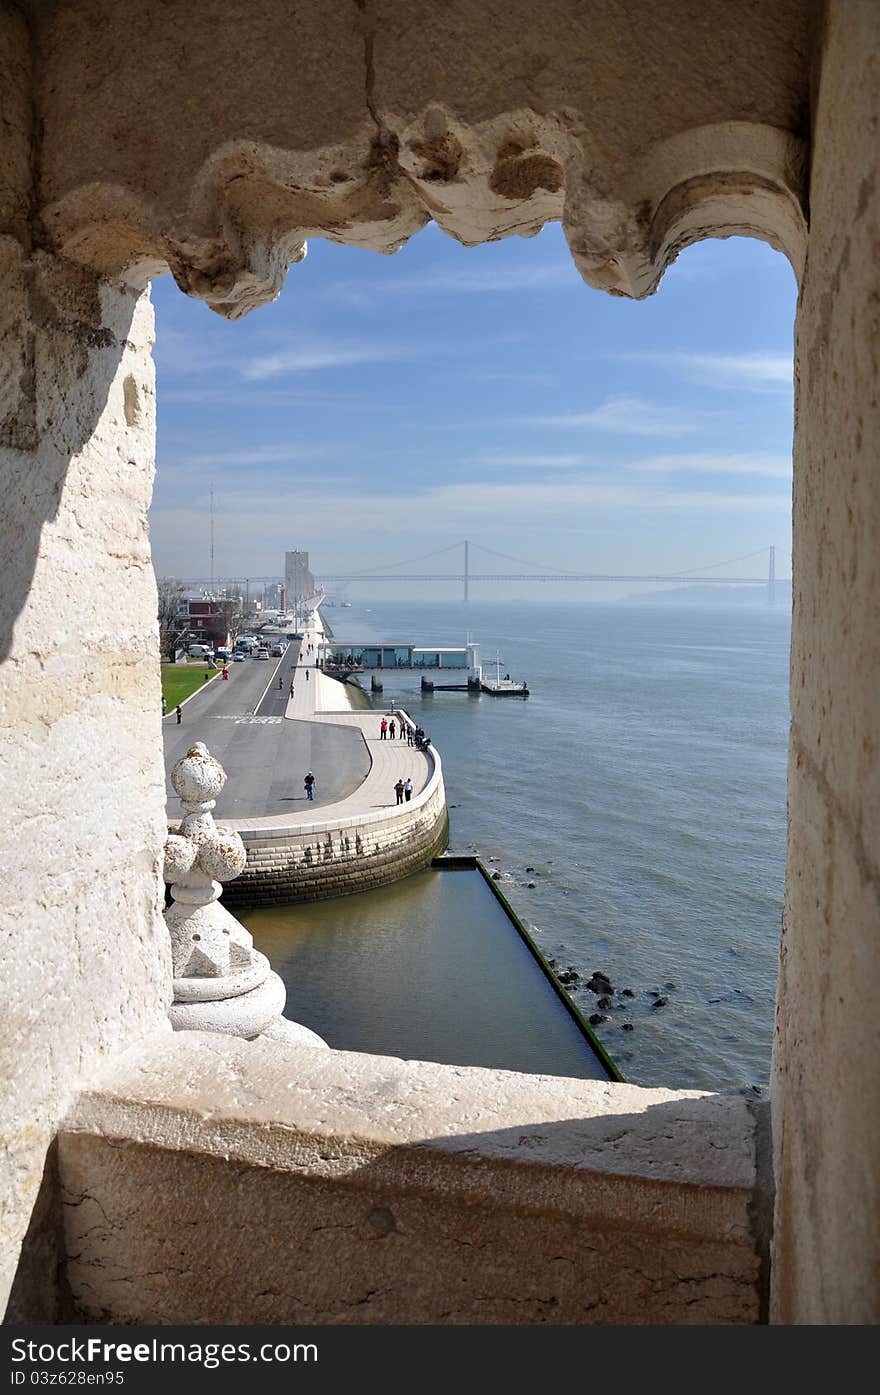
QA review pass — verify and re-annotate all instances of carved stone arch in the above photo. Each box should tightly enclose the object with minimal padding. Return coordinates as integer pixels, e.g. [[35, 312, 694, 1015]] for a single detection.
[[41, 116, 808, 320], [627, 122, 808, 292]]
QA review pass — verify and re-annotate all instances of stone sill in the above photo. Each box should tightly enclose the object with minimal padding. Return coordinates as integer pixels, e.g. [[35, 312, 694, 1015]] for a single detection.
[[58, 1034, 768, 1322], [64, 1032, 764, 1240]]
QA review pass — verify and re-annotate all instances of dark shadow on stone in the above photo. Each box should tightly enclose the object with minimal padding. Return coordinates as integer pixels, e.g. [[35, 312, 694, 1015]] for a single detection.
[[51, 1092, 773, 1325], [0, 256, 137, 663], [3, 1141, 73, 1323]]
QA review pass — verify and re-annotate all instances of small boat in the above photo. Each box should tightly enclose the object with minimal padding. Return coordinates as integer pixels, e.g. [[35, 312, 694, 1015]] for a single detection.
[[480, 652, 529, 696]]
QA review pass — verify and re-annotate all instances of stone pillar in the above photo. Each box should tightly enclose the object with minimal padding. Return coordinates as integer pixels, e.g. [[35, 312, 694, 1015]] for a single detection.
[[1, 14, 172, 1309], [772, 0, 880, 1324], [0, 246, 173, 1318], [165, 743, 326, 1046]]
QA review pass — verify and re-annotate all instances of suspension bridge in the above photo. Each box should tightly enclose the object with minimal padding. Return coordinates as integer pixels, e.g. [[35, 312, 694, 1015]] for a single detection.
[[318, 541, 787, 604], [181, 542, 789, 605]]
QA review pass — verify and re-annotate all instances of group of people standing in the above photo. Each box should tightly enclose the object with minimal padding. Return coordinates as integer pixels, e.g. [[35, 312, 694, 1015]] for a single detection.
[[379, 714, 414, 745], [394, 777, 414, 805]]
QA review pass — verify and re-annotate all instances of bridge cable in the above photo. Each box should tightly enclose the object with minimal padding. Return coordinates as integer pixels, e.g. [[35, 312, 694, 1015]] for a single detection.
[[657, 548, 771, 578], [320, 540, 465, 577], [468, 540, 582, 575]]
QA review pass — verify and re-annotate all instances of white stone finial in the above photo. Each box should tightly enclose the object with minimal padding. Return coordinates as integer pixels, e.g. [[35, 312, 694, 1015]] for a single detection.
[[164, 743, 327, 1047], [170, 741, 226, 808]]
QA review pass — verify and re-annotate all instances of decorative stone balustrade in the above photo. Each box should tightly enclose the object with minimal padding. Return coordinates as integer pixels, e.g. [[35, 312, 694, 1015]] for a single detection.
[[164, 743, 326, 1046]]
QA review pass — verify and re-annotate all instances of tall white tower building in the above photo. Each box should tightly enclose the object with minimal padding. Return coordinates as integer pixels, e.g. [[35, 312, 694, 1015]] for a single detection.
[[284, 551, 316, 623]]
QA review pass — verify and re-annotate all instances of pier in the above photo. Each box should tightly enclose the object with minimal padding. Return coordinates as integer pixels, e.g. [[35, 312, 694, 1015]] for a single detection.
[[320, 637, 529, 695], [318, 640, 476, 672]]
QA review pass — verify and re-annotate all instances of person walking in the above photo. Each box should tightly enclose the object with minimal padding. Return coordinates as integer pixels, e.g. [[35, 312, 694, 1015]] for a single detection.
[[406, 721, 414, 747], [304, 772, 315, 801], [289, 680, 295, 698], [380, 717, 388, 740], [394, 778, 405, 805], [404, 777, 413, 802], [176, 705, 182, 724], [279, 675, 283, 689], [161, 695, 167, 716], [389, 718, 396, 740]]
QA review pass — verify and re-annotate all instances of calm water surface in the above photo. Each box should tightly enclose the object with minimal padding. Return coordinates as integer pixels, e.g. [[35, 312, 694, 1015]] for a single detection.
[[245, 867, 612, 1081], [250, 598, 791, 1093]]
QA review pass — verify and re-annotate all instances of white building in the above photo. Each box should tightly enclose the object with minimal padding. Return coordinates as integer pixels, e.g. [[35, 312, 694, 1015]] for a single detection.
[[284, 550, 316, 623]]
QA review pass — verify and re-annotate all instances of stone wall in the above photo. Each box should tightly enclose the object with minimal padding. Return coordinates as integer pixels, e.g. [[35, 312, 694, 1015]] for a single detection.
[[771, 0, 880, 1326], [59, 1032, 770, 1325], [32, 0, 811, 312], [222, 767, 448, 906], [0, 248, 172, 1315]]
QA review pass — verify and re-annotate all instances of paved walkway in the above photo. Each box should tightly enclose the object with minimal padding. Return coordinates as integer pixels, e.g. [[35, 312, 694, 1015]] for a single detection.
[[228, 610, 432, 830], [162, 638, 370, 820]]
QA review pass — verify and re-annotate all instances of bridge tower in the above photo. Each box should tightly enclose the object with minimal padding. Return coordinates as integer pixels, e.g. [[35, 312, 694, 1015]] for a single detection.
[[768, 544, 776, 606]]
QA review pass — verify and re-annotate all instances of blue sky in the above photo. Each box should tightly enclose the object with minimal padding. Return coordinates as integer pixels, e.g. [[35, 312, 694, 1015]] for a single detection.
[[149, 221, 796, 600]]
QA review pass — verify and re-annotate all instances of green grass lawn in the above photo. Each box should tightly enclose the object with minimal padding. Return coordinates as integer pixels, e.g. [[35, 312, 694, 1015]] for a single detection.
[[161, 663, 218, 710]]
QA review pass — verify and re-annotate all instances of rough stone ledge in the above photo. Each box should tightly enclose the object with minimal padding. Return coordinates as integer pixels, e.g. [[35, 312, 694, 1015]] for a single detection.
[[61, 1032, 761, 1244]]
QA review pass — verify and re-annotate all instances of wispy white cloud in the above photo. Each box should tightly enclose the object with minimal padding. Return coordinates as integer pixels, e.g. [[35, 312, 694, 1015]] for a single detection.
[[153, 476, 791, 546], [626, 450, 792, 478], [154, 327, 228, 377], [242, 341, 402, 380], [397, 263, 575, 294], [326, 261, 576, 304], [529, 396, 701, 437], [615, 350, 792, 392], [159, 385, 394, 411], [181, 445, 325, 468], [469, 452, 590, 469], [467, 370, 552, 383]]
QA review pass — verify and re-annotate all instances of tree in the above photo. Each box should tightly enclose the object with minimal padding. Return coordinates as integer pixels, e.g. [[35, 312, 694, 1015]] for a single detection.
[[157, 577, 190, 659], [210, 592, 243, 647]]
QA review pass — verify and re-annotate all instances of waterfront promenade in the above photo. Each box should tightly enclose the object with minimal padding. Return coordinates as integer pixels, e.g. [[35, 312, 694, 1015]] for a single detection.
[[163, 609, 446, 902], [268, 610, 433, 822], [161, 635, 371, 819]]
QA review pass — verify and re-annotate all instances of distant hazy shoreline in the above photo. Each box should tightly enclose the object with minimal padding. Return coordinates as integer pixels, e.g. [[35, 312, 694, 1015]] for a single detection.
[[623, 583, 792, 607]]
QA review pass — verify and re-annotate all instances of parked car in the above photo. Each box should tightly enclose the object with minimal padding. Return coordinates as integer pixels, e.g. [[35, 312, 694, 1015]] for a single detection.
[[187, 643, 214, 659], [254, 647, 270, 660], [232, 651, 246, 662]]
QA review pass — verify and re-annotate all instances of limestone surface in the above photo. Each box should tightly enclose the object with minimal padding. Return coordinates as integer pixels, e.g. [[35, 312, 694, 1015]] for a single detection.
[[61, 1031, 766, 1325], [164, 742, 327, 1044]]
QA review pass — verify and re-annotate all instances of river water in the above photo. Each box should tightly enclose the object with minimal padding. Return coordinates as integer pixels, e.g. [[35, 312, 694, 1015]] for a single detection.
[[301, 597, 790, 1094]]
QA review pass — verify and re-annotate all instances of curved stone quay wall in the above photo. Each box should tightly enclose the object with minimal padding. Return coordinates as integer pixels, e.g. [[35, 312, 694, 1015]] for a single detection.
[[221, 750, 448, 906]]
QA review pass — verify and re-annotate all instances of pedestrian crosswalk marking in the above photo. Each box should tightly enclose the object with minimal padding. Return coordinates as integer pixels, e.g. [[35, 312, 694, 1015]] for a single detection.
[[208, 715, 284, 724]]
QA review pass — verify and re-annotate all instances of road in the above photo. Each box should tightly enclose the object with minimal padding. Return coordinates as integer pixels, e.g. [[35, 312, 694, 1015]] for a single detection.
[[162, 641, 371, 820]]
